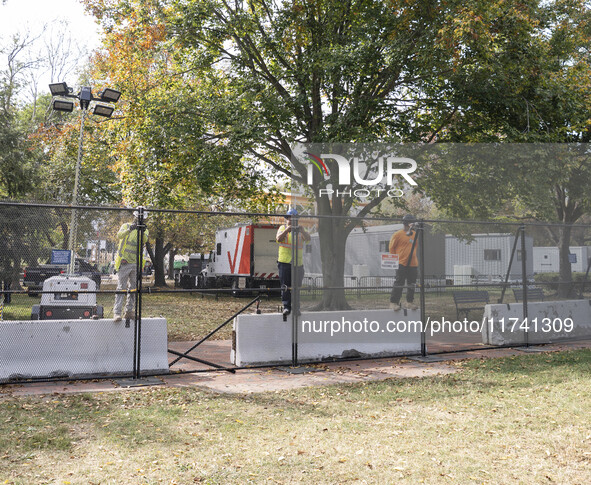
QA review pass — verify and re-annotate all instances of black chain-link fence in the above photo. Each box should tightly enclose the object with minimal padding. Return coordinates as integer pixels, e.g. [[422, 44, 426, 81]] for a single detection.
[[2, 201, 591, 383], [0, 203, 158, 383], [291, 215, 591, 363]]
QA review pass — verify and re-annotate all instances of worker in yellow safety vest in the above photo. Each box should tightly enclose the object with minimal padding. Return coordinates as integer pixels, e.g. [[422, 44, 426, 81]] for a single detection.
[[113, 210, 150, 322], [276, 208, 310, 317]]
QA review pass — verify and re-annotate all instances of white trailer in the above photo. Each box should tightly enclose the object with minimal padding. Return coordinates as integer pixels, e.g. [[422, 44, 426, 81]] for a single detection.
[[445, 233, 534, 281], [533, 246, 591, 273], [200, 223, 281, 292]]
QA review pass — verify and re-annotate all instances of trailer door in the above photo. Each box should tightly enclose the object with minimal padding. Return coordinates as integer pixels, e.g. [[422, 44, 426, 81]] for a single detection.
[[216, 225, 252, 276], [253, 226, 279, 278]]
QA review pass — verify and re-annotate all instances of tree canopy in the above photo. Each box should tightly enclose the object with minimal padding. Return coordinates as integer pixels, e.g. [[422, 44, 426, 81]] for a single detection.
[[161, 0, 576, 305]]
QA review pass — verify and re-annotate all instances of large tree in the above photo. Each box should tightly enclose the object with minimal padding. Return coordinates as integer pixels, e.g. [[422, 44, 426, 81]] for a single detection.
[[84, 0, 277, 286], [419, 0, 591, 296], [163, 0, 549, 308], [0, 35, 46, 289]]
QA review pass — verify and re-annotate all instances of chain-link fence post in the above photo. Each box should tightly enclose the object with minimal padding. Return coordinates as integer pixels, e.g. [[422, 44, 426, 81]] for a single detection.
[[498, 226, 522, 304], [418, 221, 427, 357], [133, 206, 146, 379], [520, 224, 529, 348], [291, 214, 299, 367], [581, 257, 591, 299]]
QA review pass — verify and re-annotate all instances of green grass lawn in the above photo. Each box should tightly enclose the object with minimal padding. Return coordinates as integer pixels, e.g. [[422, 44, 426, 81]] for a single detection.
[[1, 349, 590, 484], [0, 291, 283, 341], [139, 291, 283, 341]]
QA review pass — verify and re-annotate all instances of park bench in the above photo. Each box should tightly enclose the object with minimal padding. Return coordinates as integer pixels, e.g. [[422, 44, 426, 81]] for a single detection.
[[513, 287, 545, 302], [452, 290, 490, 320]]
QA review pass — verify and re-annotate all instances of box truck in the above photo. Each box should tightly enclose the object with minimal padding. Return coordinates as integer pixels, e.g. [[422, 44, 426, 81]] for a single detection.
[[199, 223, 281, 294]]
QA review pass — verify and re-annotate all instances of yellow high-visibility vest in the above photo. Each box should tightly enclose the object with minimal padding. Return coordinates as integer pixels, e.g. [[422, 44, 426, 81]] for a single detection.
[[277, 225, 304, 265], [115, 223, 149, 270]]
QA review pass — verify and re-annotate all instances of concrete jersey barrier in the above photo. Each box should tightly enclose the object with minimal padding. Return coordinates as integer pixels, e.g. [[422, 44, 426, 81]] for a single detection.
[[482, 299, 591, 346], [232, 309, 422, 366], [0, 318, 168, 382]]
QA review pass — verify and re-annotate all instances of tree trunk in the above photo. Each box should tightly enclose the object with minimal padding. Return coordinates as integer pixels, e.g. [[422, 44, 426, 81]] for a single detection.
[[60, 221, 69, 250], [557, 224, 574, 298], [168, 249, 177, 280], [149, 237, 170, 287], [313, 217, 352, 311], [292, 146, 389, 311]]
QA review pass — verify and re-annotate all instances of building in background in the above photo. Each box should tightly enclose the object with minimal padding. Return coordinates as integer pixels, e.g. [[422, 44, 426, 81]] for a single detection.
[[533, 246, 591, 274], [445, 234, 534, 284]]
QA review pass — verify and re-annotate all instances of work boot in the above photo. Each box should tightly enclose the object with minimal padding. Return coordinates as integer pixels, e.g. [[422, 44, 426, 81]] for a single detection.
[[282, 307, 291, 317], [403, 301, 418, 311], [389, 302, 401, 311], [113, 314, 122, 322]]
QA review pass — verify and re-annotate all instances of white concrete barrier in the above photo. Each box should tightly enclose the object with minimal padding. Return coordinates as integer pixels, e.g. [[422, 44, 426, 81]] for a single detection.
[[0, 318, 168, 381], [232, 309, 422, 366], [482, 299, 591, 346]]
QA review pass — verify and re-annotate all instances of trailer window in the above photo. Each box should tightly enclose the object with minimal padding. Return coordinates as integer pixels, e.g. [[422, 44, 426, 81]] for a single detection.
[[216, 243, 222, 256], [484, 249, 501, 261]]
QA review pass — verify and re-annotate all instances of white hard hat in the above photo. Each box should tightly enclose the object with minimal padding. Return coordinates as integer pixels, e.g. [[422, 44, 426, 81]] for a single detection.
[[132, 209, 149, 220]]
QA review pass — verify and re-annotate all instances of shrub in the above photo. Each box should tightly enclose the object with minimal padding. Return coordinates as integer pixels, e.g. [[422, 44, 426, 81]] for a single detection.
[[534, 272, 589, 292]]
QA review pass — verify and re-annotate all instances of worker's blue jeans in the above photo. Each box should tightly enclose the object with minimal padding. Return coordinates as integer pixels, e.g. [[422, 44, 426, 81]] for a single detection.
[[278, 262, 304, 311]]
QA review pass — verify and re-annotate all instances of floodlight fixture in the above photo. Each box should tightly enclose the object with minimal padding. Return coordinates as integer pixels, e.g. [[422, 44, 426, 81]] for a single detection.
[[47, 81, 122, 271], [79, 86, 93, 109], [92, 104, 115, 118], [52, 99, 75, 112], [49, 82, 69, 96], [98, 88, 121, 103]]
